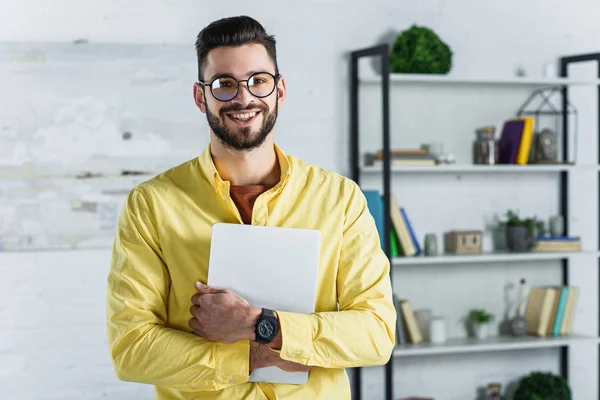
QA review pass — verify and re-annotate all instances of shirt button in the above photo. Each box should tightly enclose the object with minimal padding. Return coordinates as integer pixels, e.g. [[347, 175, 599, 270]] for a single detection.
[[229, 379, 236, 384], [189, 385, 195, 389], [289, 353, 295, 359]]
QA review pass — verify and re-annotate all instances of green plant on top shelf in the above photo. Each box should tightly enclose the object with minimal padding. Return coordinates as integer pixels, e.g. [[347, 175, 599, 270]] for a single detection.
[[389, 25, 453, 74], [513, 371, 571, 400], [468, 309, 494, 325]]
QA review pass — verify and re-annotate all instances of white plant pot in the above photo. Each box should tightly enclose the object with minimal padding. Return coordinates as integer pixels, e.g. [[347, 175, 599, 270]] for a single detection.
[[474, 323, 488, 339]]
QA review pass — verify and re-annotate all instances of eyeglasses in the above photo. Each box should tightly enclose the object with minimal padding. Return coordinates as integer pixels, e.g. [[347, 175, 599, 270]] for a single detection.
[[198, 72, 281, 102]]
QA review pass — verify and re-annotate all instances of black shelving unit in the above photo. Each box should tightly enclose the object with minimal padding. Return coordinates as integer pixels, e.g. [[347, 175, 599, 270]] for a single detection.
[[560, 51, 600, 400], [349, 43, 392, 400], [348, 45, 600, 400]]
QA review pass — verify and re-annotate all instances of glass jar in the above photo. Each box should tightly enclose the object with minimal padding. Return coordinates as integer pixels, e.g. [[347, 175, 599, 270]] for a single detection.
[[473, 126, 497, 165]]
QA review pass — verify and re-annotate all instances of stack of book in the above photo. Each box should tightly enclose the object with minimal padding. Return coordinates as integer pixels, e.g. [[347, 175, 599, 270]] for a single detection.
[[532, 236, 581, 252], [362, 190, 421, 257], [524, 285, 579, 337], [364, 148, 437, 167]]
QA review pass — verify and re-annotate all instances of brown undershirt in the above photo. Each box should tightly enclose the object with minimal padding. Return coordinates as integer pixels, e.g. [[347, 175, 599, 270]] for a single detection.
[[229, 184, 274, 224]]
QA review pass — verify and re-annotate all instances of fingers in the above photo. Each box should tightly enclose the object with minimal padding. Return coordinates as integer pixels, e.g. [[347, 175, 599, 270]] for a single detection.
[[189, 305, 201, 317], [188, 317, 201, 331], [190, 289, 219, 306], [191, 293, 203, 306], [195, 281, 226, 294]]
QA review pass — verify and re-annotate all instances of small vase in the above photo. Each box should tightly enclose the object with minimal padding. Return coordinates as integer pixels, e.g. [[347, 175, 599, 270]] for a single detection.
[[510, 278, 529, 336], [474, 323, 488, 339], [509, 314, 529, 337], [430, 316, 446, 344], [424, 233, 438, 256], [549, 215, 564, 237]]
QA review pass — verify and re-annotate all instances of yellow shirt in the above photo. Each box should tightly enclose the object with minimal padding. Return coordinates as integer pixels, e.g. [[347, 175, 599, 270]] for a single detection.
[[106, 144, 396, 400]]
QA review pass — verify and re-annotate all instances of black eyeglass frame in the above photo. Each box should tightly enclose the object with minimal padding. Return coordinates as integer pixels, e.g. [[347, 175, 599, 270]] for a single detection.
[[198, 72, 281, 102]]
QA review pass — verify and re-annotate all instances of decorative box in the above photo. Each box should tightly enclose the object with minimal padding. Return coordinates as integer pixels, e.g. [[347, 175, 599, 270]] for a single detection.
[[445, 230, 483, 254]]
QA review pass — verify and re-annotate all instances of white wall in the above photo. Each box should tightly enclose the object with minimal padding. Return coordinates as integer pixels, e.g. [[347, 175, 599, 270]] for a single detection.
[[4, 0, 600, 175], [0, 249, 154, 400], [2, 1, 600, 399]]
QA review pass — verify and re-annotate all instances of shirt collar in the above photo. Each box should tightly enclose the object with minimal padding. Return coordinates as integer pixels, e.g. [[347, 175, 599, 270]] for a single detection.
[[198, 143, 292, 192]]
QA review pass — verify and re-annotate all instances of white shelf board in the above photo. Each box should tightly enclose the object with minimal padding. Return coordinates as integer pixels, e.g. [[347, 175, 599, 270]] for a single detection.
[[393, 334, 599, 357], [361, 164, 576, 174], [393, 251, 596, 266], [360, 73, 600, 86]]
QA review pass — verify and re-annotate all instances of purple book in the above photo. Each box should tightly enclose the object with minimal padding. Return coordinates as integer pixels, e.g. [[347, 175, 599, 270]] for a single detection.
[[497, 119, 525, 164]]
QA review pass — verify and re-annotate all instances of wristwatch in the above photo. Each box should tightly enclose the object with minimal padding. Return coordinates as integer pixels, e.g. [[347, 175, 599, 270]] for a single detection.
[[254, 308, 279, 345]]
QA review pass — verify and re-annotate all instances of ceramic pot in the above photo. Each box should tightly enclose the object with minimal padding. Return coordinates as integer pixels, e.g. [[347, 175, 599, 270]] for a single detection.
[[505, 224, 532, 252]]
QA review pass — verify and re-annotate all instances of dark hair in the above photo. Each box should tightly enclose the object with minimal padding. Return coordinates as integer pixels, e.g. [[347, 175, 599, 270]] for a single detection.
[[195, 15, 279, 82]]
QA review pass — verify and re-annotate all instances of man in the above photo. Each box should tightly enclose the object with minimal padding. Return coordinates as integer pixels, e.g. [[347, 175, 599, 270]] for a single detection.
[[106, 15, 395, 400]]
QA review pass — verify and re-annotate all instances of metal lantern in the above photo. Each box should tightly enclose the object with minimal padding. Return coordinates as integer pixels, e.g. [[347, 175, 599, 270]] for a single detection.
[[516, 87, 578, 165]]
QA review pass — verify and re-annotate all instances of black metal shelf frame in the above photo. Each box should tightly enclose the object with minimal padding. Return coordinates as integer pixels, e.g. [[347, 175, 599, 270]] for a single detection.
[[559, 51, 600, 400], [349, 43, 392, 400], [348, 45, 600, 400]]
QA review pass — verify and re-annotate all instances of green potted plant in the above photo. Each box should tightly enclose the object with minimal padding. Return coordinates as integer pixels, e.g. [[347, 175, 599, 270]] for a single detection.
[[498, 209, 543, 252], [468, 309, 494, 339], [513, 371, 571, 400], [389, 25, 453, 74]]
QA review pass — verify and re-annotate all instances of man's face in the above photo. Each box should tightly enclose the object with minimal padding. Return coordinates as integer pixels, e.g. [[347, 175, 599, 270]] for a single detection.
[[194, 44, 286, 152]]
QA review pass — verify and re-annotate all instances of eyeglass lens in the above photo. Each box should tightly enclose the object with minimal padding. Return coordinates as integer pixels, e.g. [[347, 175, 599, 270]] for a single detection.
[[211, 73, 276, 102]]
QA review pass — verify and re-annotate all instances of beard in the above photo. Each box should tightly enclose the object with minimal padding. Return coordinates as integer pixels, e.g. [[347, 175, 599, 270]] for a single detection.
[[206, 99, 278, 152]]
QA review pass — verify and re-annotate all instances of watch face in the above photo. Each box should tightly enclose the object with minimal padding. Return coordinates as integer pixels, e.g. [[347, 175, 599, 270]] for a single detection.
[[258, 319, 276, 338]]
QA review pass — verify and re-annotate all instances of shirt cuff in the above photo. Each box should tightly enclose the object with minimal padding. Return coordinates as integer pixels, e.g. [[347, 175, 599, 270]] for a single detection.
[[276, 311, 313, 364], [215, 340, 250, 385]]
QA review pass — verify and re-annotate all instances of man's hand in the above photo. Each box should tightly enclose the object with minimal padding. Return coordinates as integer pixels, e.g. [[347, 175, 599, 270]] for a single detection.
[[188, 281, 261, 343], [250, 342, 314, 373]]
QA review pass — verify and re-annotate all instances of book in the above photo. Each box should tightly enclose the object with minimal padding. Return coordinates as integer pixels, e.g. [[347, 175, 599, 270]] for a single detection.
[[532, 236, 581, 252], [552, 286, 570, 336], [560, 287, 579, 335], [372, 159, 436, 167], [515, 116, 535, 164], [362, 190, 419, 257], [398, 299, 423, 343], [362, 190, 384, 248], [390, 229, 399, 257], [532, 240, 581, 252], [393, 294, 407, 345], [390, 195, 417, 256], [401, 207, 422, 255], [524, 285, 579, 337], [497, 119, 525, 164], [545, 287, 562, 336], [524, 287, 557, 336]]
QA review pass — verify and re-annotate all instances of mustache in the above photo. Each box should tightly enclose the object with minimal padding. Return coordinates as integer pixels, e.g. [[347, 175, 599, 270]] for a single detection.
[[220, 103, 268, 114]]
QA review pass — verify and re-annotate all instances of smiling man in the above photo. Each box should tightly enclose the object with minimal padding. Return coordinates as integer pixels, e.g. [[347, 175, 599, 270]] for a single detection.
[[106, 15, 396, 400]]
